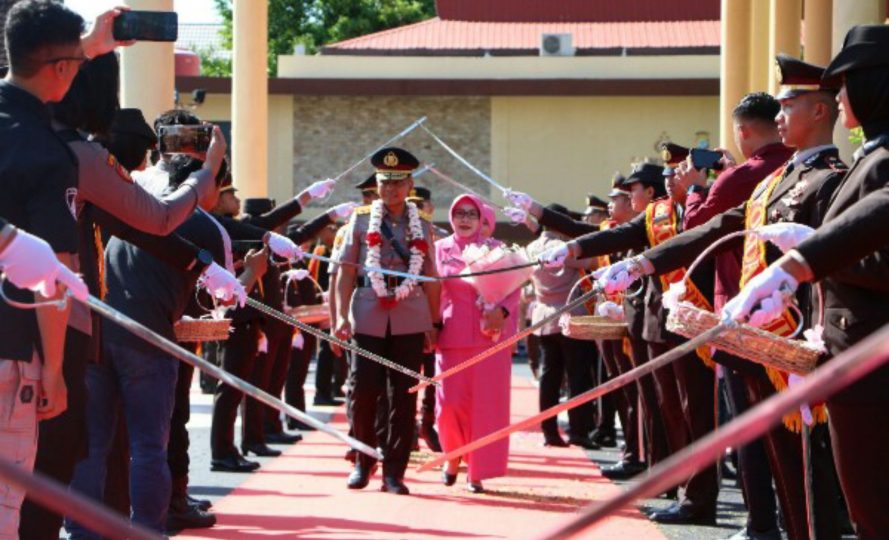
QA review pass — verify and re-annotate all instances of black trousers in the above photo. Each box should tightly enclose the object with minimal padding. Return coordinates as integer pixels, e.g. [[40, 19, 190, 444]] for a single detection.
[[349, 331, 424, 478], [315, 338, 343, 400], [598, 339, 639, 462], [828, 399, 889, 540], [744, 371, 844, 540], [243, 324, 291, 443], [20, 330, 90, 540], [168, 348, 195, 495], [627, 337, 670, 465], [282, 332, 316, 427], [648, 339, 718, 513], [721, 365, 778, 534], [211, 320, 260, 458], [419, 352, 436, 428], [538, 333, 596, 438]]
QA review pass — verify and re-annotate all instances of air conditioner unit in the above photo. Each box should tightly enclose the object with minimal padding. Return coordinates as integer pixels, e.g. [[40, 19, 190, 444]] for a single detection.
[[540, 33, 574, 56]]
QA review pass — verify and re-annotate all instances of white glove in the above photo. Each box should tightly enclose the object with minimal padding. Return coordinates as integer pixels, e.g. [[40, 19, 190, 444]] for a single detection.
[[787, 373, 814, 426], [302, 178, 336, 200], [721, 264, 798, 326], [596, 301, 624, 321], [0, 229, 88, 301], [503, 189, 534, 211], [292, 330, 305, 350], [283, 268, 310, 282], [538, 242, 569, 268], [329, 202, 358, 220], [754, 223, 815, 253], [502, 206, 527, 224], [200, 262, 247, 307], [596, 260, 641, 295], [266, 232, 304, 260]]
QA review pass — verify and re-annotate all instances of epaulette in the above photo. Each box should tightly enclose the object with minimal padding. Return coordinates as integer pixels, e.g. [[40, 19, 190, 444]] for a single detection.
[[354, 205, 372, 215], [822, 154, 848, 172], [418, 210, 433, 222]]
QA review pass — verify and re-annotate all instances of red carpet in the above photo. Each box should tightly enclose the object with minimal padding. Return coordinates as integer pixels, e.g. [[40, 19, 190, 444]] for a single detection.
[[180, 376, 666, 539]]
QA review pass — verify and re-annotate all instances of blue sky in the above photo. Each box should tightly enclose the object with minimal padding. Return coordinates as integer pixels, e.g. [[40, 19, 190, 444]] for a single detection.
[[65, 0, 222, 24]]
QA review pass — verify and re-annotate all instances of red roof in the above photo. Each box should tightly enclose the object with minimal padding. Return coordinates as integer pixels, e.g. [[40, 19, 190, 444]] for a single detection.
[[435, 0, 720, 23], [323, 18, 720, 56]]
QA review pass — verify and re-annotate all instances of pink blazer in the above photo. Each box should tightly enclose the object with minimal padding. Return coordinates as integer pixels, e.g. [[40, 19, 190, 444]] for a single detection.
[[435, 235, 520, 350]]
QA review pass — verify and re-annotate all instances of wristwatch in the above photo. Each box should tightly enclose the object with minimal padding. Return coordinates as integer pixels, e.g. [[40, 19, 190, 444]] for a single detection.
[[188, 248, 214, 272]]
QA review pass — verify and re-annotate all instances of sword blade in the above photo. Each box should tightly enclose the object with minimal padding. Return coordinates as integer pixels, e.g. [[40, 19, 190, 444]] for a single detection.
[[244, 297, 439, 386], [426, 166, 503, 209], [417, 323, 729, 473], [302, 251, 436, 282], [82, 295, 382, 460], [420, 123, 507, 192]]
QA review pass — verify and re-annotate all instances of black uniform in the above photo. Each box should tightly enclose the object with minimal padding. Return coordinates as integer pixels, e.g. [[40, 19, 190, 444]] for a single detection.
[[540, 203, 720, 517], [643, 148, 848, 540]]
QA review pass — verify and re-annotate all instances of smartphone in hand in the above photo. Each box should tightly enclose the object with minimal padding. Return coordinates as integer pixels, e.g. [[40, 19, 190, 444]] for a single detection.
[[112, 10, 178, 42], [690, 148, 724, 171], [158, 125, 212, 154]]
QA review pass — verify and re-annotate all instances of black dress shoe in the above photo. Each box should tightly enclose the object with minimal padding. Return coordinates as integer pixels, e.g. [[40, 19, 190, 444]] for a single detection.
[[167, 496, 216, 532], [211, 454, 260, 472], [567, 435, 601, 450], [287, 421, 317, 432], [345, 449, 357, 463], [543, 434, 569, 447], [186, 493, 212, 511], [590, 429, 617, 448], [419, 424, 442, 452], [313, 395, 343, 406], [466, 481, 484, 494], [346, 463, 373, 489], [265, 432, 303, 445], [649, 503, 716, 525], [380, 476, 410, 495], [241, 443, 282, 457], [441, 470, 457, 486], [601, 460, 646, 480]]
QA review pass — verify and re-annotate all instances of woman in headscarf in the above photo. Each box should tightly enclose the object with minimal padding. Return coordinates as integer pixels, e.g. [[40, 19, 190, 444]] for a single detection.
[[434, 194, 519, 493]]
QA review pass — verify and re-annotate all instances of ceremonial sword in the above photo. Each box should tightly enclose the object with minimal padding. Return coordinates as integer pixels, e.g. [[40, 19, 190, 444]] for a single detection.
[[0, 280, 383, 461], [537, 322, 889, 539], [416, 322, 731, 472]]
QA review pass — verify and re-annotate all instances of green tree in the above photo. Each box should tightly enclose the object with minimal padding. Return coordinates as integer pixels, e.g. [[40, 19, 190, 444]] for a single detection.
[[211, 0, 435, 77]]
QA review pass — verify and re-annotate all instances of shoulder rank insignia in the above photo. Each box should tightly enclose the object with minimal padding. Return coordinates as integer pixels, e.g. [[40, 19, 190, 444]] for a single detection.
[[823, 155, 847, 172], [418, 210, 433, 222], [354, 205, 372, 215], [105, 154, 133, 184]]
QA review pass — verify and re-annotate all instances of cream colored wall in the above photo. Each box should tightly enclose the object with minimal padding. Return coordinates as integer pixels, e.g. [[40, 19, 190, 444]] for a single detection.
[[278, 54, 720, 80], [192, 93, 295, 204], [491, 95, 720, 206]]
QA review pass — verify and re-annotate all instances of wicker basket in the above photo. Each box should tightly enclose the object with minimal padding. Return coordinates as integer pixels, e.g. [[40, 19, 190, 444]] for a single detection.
[[563, 315, 628, 341], [285, 303, 330, 325], [666, 303, 820, 374], [174, 317, 232, 343]]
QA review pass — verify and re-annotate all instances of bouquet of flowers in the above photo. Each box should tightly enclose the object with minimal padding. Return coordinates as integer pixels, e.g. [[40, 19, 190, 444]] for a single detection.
[[460, 243, 534, 339]]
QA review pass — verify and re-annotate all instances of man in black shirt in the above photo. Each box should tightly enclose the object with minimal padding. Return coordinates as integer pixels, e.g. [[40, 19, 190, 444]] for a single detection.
[[0, 1, 123, 534]]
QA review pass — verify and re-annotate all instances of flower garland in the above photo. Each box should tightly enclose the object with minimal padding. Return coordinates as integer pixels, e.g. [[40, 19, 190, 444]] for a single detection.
[[365, 200, 426, 306]]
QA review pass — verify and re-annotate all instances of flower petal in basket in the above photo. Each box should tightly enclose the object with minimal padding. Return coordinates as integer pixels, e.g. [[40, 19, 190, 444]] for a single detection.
[[459, 245, 534, 305]]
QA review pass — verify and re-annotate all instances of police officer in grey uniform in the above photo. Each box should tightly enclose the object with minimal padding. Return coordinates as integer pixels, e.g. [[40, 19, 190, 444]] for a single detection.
[[335, 147, 441, 495]]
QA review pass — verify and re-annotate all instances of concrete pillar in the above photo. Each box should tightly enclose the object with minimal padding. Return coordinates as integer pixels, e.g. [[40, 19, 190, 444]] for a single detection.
[[720, 0, 752, 159], [768, 0, 802, 95], [748, 0, 772, 92], [803, 0, 833, 65], [119, 0, 175, 127], [831, 0, 887, 161], [231, 0, 268, 198]]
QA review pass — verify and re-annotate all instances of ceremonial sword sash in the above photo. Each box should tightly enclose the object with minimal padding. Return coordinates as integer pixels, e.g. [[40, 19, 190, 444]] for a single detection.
[[645, 198, 715, 369], [741, 168, 828, 432]]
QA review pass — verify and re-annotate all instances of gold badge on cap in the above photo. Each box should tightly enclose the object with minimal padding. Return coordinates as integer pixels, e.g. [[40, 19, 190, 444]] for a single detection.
[[661, 149, 672, 162], [774, 62, 783, 84], [383, 151, 399, 168]]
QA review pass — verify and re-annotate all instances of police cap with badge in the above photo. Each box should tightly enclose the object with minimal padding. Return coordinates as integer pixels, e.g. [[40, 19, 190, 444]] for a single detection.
[[608, 171, 629, 198], [584, 194, 608, 217], [624, 162, 667, 197], [354, 173, 377, 192], [371, 147, 419, 181], [407, 186, 431, 204], [775, 53, 840, 100], [660, 142, 690, 176]]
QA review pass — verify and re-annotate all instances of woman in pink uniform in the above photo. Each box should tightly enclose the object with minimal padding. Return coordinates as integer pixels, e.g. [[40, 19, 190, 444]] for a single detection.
[[435, 194, 518, 493]]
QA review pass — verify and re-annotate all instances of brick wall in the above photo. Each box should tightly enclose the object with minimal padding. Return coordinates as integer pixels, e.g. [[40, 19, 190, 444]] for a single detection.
[[292, 95, 492, 217]]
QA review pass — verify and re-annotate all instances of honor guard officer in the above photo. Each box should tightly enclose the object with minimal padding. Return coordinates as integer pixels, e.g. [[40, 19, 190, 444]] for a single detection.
[[582, 194, 609, 226], [335, 147, 442, 495], [724, 25, 889, 539], [355, 173, 380, 205]]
